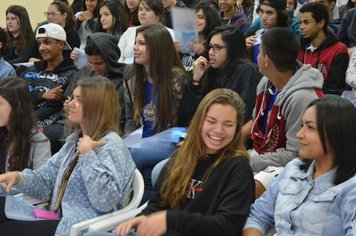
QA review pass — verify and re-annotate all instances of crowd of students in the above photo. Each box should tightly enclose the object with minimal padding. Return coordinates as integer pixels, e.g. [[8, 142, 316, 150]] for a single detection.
[[0, 0, 356, 235]]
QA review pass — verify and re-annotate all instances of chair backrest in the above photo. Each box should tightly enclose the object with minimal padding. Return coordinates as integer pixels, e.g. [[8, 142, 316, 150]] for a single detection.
[[124, 169, 144, 211], [69, 169, 144, 236]]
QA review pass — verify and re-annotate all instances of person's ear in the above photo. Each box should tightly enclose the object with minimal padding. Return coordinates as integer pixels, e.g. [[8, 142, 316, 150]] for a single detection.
[[0, 42, 2, 50]]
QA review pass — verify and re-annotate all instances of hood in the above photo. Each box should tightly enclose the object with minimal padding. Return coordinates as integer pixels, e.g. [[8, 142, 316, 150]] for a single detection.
[[274, 63, 324, 105], [87, 33, 126, 75]]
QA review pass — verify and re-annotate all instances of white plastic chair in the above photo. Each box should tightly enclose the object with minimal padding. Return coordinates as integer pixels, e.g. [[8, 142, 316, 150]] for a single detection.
[[69, 169, 144, 236], [88, 202, 148, 233]]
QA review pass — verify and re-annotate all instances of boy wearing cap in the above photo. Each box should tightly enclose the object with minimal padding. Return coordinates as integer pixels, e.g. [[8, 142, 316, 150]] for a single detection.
[[0, 28, 16, 79], [19, 23, 77, 153], [298, 3, 349, 95]]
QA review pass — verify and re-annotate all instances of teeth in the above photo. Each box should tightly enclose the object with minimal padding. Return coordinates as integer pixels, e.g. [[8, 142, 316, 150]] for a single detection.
[[209, 135, 222, 141]]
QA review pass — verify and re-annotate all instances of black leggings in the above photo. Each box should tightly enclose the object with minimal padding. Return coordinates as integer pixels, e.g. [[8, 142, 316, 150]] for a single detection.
[[0, 197, 60, 236]]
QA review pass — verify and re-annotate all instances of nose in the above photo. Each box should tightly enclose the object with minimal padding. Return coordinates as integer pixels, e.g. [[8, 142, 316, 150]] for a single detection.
[[39, 43, 46, 51], [296, 127, 303, 139]]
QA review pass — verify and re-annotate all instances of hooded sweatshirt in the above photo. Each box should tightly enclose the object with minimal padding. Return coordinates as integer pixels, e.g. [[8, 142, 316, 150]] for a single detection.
[[69, 33, 128, 131], [20, 59, 77, 128], [298, 35, 349, 95], [249, 64, 324, 172]]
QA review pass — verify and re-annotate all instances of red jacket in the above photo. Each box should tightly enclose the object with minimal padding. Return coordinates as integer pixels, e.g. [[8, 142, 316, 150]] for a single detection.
[[298, 36, 349, 95]]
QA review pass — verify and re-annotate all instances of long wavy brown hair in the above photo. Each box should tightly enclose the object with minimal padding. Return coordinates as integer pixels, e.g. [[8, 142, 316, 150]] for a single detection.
[[0, 77, 37, 173], [160, 88, 248, 208], [130, 24, 187, 132]]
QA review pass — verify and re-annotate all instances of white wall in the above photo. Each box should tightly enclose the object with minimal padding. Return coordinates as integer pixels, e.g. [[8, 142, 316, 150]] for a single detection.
[[0, 0, 52, 30]]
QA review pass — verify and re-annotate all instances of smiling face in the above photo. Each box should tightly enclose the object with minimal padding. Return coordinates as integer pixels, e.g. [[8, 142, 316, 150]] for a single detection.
[[208, 33, 228, 69], [0, 95, 12, 129], [6, 13, 21, 37], [85, 0, 98, 12], [219, 0, 235, 13], [201, 103, 237, 154], [138, 1, 160, 25], [299, 12, 324, 40], [37, 37, 64, 62], [195, 9, 206, 33], [133, 32, 149, 67], [99, 5, 114, 32], [297, 106, 327, 160], [68, 87, 84, 126], [47, 4, 66, 27]]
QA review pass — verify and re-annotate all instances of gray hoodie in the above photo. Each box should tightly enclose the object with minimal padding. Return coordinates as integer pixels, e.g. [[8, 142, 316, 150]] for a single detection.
[[249, 64, 324, 172]]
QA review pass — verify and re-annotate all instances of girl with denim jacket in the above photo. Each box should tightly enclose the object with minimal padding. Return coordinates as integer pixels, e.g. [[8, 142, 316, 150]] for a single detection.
[[243, 97, 356, 236], [0, 77, 135, 236]]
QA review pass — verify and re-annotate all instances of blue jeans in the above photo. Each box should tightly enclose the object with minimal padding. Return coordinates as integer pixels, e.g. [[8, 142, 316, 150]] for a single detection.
[[130, 140, 176, 203]]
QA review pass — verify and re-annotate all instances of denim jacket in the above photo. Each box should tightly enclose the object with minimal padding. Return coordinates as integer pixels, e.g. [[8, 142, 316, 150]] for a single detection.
[[244, 158, 356, 236], [0, 57, 16, 80], [16, 131, 136, 236]]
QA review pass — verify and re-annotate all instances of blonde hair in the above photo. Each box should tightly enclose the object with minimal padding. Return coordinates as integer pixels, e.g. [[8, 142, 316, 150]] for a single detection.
[[160, 88, 248, 208], [67, 76, 120, 140]]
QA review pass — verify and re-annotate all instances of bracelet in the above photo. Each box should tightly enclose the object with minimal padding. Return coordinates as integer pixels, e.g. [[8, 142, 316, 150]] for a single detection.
[[192, 79, 201, 85]]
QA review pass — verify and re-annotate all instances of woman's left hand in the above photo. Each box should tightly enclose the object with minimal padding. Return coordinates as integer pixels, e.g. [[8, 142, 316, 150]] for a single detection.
[[77, 135, 107, 154], [136, 211, 167, 236]]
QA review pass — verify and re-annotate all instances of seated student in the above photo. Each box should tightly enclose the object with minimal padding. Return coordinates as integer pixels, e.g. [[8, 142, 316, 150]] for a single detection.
[[0, 76, 136, 236], [0, 77, 51, 173], [84, 88, 255, 236], [179, 25, 261, 127], [95, 0, 128, 40], [242, 28, 324, 198], [3, 5, 36, 65], [81, 33, 128, 131], [19, 23, 78, 154], [245, 0, 289, 64], [0, 28, 15, 79], [243, 97, 356, 236], [118, 0, 175, 64], [124, 24, 188, 203], [31, 0, 81, 62], [298, 3, 349, 95], [75, 0, 103, 49], [338, 8, 356, 50], [218, 0, 250, 33]]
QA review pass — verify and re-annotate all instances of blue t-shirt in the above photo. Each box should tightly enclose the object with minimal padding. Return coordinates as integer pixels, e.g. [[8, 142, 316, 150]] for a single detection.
[[142, 80, 158, 138]]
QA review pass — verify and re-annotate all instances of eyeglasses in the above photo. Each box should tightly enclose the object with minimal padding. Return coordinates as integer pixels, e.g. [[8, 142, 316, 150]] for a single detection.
[[208, 44, 228, 53], [44, 12, 62, 17]]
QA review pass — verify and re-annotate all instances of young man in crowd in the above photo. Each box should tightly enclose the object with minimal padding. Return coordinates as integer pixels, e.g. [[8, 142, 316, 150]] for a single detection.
[[243, 27, 324, 197], [0, 27, 15, 79], [219, 0, 250, 33], [245, 0, 289, 64], [315, 0, 341, 36], [19, 23, 77, 153], [298, 2, 349, 95]]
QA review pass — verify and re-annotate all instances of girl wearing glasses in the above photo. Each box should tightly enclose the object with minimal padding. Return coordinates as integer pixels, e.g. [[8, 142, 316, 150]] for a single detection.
[[179, 25, 261, 127], [0, 77, 135, 236], [4, 5, 36, 64]]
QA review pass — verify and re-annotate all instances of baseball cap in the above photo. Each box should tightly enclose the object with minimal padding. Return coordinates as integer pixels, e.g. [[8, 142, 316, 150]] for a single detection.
[[36, 23, 71, 50]]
